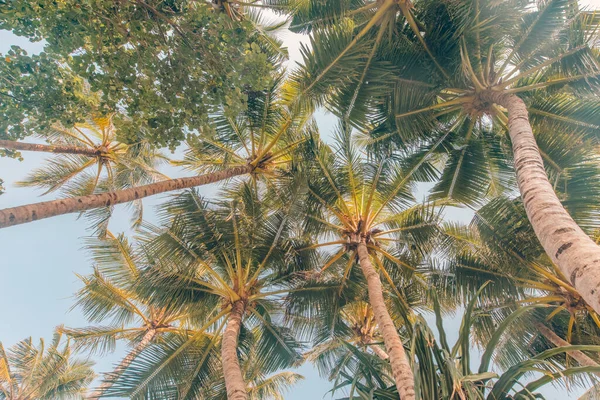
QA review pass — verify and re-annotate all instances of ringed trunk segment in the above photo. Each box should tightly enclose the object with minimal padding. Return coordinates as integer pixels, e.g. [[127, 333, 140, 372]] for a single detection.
[[535, 322, 600, 373], [87, 329, 157, 400], [356, 241, 415, 400], [0, 140, 102, 157], [222, 300, 248, 400], [480, 90, 600, 316], [0, 165, 253, 228]]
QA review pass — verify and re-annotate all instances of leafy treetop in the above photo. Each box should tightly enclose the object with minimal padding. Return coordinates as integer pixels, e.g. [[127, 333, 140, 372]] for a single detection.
[[0, 0, 277, 147]]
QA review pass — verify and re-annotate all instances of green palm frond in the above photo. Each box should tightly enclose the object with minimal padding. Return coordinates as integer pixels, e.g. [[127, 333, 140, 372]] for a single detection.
[[109, 183, 310, 397], [14, 117, 167, 233], [247, 371, 304, 400], [265, 0, 356, 34], [177, 74, 312, 181], [277, 0, 600, 219], [327, 289, 600, 400], [59, 325, 141, 356], [105, 331, 222, 400], [16, 155, 98, 195], [429, 122, 514, 206]]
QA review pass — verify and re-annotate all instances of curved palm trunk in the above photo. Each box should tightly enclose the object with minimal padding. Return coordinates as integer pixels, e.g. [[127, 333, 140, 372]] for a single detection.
[[88, 329, 157, 399], [222, 300, 248, 400], [0, 140, 101, 157], [0, 165, 252, 228], [481, 91, 600, 315], [535, 323, 600, 371], [356, 242, 415, 400]]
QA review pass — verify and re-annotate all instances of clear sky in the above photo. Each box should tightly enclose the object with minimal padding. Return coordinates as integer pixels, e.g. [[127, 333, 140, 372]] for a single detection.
[[2, 1, 600, 398]]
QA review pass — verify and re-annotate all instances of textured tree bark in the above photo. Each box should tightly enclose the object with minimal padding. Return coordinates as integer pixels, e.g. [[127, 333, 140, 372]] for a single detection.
[[0, 140, 101, 156], [0, 165, 253, 228], [356, 242, 415, 400], [222, 300, 248, 400], [369, 342, 390, 360], [536, 323, 600, 374], [481, 91, 600, 315], [87, 329, 157, 399]]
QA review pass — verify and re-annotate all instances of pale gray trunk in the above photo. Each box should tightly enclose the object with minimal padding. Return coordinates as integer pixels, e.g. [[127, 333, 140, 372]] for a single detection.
[[88, 329, 157, 399], [481, 91, 600, 315], [0, 165, 252, 228], [0, 140, 101, 157], [536, 323, 600, 371], [222, 301, 248, 400], [357, 242, 415, 400]]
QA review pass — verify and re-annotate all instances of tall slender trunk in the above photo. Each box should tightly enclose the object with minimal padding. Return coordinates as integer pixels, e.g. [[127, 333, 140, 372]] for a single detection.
[[356, 242, 415, 400], [0, 140, 101, 157], [0, 165, 252, 228], [88, 329, 157, 399], [222, 301, 248, 400], [535, 322, 600, 372], [481, 91, 600, 315]]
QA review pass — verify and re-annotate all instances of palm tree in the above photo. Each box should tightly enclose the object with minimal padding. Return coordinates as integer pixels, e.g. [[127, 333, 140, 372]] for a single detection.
[[187, 336, 305, 400], [3, 116, 167, 233], [109, 186, 307, 399], [266, 0, 450, 105], [296, 123, 441, 399], [434, 195, 600, 374], [0, 331, 95, 400], [304, 300, 398, 389], [0, 77, 312, 229], [339, 301, 391, 360], [61, 232, 194, 399], [1, 116, 117, 156], [285, 268, 429, 382], [275, 0, 600, 315], [328, 291, 600, 400]]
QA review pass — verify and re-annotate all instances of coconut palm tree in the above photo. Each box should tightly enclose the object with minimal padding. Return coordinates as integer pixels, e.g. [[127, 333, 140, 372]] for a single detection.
[[1, 115, 118, 156], [303, 300, 399, 389], [266, 0, 451, 105], [285, 266, 429, 382], [108, 185, 309, 399], [2, 116, 167, 233], [61, 232, 197, 399], [295, 122, 441, 399], [433, 195, 600, 375], [274, 0, 600, 315], [327, 291, 600, 400], [0, 331, 95, 400], [180, 336, 305, 400], [0, 76, 313, 229]]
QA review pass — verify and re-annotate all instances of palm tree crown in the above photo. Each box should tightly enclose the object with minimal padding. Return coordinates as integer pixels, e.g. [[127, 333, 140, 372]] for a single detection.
[[104, 185, 307, 398]]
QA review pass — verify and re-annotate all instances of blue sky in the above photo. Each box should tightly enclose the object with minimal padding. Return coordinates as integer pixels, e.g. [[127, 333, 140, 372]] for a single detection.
[[2, 2, 600, 397]]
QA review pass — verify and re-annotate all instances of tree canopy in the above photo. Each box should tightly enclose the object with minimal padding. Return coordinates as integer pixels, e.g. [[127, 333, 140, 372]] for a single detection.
[[0, 0, 277, 147], [2, 0, 600, 399]]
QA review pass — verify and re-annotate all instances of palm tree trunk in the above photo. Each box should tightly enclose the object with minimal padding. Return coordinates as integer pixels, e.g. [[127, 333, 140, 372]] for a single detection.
[[87, 329, 157, 399], [481, 91, 600, 315], [222, 300, 248, 400], [369, 343, 390, 360], [356, 241, 415, 400], [0, 165, 253, 228], [535, 323, 600, 371], [0, 140, 101, 156]]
